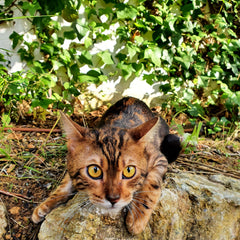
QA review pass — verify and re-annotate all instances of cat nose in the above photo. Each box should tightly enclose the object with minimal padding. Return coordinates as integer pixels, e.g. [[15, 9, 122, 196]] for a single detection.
[[106, 194, 120, 205]]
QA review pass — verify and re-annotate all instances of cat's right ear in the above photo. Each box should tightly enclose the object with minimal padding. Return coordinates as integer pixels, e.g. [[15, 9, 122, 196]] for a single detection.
[[60, 111, 87, 141]]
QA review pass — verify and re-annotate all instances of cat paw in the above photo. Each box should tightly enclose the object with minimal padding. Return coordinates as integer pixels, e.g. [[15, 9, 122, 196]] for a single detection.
[[126, 210, 149, 235], [31, 205, 49, 223]]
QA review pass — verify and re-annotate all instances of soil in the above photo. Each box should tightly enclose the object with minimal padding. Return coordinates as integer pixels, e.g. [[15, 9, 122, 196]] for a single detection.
[[0, 111, 239, 240]]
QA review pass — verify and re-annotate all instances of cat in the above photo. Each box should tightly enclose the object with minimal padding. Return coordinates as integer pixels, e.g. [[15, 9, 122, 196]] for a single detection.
[[32, 96, 181, 235]]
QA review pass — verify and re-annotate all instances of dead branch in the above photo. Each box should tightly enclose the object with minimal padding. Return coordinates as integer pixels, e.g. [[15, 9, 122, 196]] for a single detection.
[[0, 189, 32, 202]]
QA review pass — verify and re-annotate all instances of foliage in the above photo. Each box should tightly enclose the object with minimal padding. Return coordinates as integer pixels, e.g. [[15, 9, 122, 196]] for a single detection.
[[0, 0, 239, 132], [175, 122, 203, 153]]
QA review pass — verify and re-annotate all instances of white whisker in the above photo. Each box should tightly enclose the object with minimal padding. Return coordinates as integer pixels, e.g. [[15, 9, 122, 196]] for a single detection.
[[131, 200, 144, 216]]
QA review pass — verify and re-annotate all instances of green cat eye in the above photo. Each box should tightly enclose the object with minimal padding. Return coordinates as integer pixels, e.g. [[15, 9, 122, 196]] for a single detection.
[[87, 165, 103, 179], [122, 166, 136, 179]]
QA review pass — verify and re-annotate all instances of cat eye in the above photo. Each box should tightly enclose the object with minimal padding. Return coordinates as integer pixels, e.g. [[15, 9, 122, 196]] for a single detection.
[[122, 166, 136, 179], [87, 165, 103, 179]]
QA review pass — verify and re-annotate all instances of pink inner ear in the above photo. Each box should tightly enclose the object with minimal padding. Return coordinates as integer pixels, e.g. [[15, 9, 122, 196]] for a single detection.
[[128, 117, 158, 141]]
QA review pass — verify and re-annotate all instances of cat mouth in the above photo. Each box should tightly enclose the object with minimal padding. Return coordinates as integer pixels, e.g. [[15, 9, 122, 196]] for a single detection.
[[92, 200, 127, 214]]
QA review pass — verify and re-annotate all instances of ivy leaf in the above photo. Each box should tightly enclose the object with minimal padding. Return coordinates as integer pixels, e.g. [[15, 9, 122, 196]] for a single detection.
[[175, 54, 193, 69], [188, 102, 204, 117], [132, 63, 144, 76], [60, 49, 72, 64], [150, 15, 163, 25], [5, 0, 14, 7], [117, 63, 134, 80], [144, 46, 161, 66], [42, 74, 57, 88], [79, 51, 92, 65], [64, 31, 76, 40], [97, 51, 114, 65], [84, 37, 92, 48], [78, 74, 99, 84], [117, 5, 138, 20], [31, 99, 54, 109], [41, 44, 54, 56], [126, 43, 139, 60], [22, 2, 41, 16], [9, 31, 23, 49], [74, 20, 89, 40], [143, 74, 157, 85], [51, 60, 64, 71]]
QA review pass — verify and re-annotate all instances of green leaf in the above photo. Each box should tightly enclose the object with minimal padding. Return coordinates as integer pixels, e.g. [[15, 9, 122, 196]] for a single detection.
[[144, 46, 161, 66], [175, 54, 193, 69], [143, 74, 157, 85], [132, 63, 144, 76], [98, 75, 108, 82], [126, 43, 139, 60], [41, 44, 54, 56], [60, 49, 72, 64], [22, 2, 41, 15], [5, 0, 14, 7], [1, 113, 11, 127], [84, 37, 92, 48], [9, 31, 23, 49], [87, 70, 101, 77], [31, 99, 54, 109], [64, 31, 76, 40], [42, 74, 57, 88], [188, 103, 204, 117], [64, 82, 70, 89], [97, 51, 114, 65], [51, 60, 64, 71], [74, 21, 89, 40], [79, 51, 92, 65], [78, 74, 99, 84], [117, 5, 138, 19], [117, 63, 134, 80], [150, 15, 163, 25]]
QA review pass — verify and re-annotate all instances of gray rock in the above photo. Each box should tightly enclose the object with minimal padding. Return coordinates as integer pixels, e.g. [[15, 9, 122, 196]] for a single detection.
[[38, 173, 240, 240], [0, 202, 7, 239]]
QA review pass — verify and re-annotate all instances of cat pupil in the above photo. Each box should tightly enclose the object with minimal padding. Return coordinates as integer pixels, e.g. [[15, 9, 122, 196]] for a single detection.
[[94, 167, 98, 173]]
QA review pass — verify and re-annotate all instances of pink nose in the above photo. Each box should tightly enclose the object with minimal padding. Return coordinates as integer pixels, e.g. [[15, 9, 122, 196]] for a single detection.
[[106, 194, 120, 205]]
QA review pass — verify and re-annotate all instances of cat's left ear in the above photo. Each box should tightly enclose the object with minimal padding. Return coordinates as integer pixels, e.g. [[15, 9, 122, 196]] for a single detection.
[[128, 117, 160, 142], [60, 111, 88, 141]]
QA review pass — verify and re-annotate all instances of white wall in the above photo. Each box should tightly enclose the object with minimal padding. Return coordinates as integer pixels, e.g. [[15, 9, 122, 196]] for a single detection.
[[0, 1, 163, 108]]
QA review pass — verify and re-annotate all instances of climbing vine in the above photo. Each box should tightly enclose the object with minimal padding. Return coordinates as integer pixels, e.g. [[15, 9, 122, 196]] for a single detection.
[[0, 0, 240, 133]]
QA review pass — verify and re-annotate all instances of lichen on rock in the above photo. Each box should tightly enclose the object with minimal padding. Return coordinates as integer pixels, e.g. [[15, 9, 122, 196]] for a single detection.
[[38, 173, 240, 240], [0, 202, 7, 239]]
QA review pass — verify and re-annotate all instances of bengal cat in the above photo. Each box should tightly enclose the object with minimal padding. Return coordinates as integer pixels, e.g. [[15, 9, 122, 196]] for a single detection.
[[32, 97, 181, 235]]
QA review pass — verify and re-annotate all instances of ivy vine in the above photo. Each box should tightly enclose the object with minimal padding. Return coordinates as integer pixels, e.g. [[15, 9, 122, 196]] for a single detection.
[[0, 0, 239, 134]]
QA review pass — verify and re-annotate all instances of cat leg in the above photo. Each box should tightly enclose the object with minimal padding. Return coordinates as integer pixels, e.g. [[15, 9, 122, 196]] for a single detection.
[[32, 172, 74, 223], [126, 155, 167, 235]]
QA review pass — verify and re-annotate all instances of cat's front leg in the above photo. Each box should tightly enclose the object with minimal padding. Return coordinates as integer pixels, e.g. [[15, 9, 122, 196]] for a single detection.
[[32, 173, 74, 223], [126, 183, 162, 235], [126, 154, 167, 235]]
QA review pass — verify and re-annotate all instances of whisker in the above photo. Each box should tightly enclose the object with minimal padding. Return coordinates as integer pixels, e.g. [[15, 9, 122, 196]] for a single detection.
[[126, 204, 135, 225], [131, 200, 144, 216], [135, 190, 157, 194], [133, 195, 152, 204]]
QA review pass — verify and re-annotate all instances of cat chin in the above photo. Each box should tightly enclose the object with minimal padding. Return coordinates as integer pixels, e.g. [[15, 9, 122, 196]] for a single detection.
[[96, 206, 121, 216], [92, 200, 127, 216]]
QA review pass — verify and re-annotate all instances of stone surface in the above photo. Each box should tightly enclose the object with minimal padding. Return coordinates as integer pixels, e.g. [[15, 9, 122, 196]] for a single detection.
[[38, 173, 240, 240], [0, 202, 7, 239]]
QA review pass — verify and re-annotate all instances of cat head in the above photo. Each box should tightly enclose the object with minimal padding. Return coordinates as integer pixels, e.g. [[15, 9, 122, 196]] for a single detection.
[[60, 112, 164, 213]]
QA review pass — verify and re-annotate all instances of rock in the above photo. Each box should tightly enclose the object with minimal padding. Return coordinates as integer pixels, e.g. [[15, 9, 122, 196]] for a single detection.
[[38, 173, 240, 240], [0, 202, 7, 239]]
